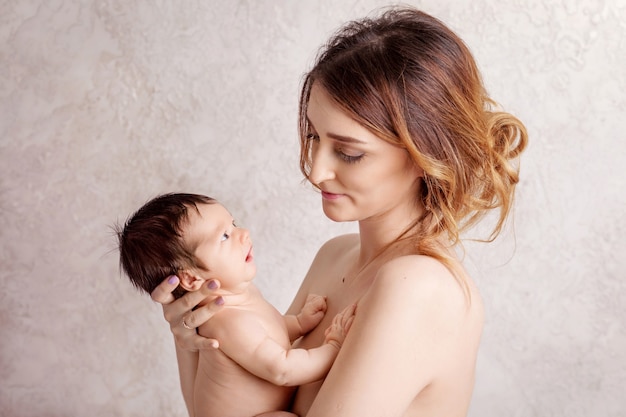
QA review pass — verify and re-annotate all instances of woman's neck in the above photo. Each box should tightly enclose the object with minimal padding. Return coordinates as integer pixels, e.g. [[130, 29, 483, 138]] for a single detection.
[[355, 200, 425, 267]]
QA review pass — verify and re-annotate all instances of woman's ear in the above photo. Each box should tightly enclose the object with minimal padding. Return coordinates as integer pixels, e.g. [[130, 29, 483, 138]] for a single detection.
[[178, 269, 207, 292]]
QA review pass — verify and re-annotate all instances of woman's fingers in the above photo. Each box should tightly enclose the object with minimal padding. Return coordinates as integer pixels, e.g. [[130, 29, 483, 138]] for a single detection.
[[150, 275, 224, 330], [199, 337, 220, 350], [151, 275, 180, 305], [159, 280, 220, 324], [181, 295, 225, 329], [173, 324, 220, 350], [175, 286, 224, 350], [149, 276, 224, 351]]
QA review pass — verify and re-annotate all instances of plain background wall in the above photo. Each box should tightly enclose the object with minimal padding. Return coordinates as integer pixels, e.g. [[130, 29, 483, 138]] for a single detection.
[[1, 1, 625, 416]]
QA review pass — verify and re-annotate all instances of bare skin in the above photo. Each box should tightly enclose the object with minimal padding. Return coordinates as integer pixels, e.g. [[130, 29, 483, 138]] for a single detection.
[[171, 202, 355, 417], [191, 287, 354, 417], [152, 83, 484, 416], [286, 235, 483, 416]]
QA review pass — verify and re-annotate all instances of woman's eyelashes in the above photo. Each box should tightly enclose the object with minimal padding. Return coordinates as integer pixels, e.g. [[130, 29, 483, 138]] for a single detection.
[[306, 131, 365, 164], [337, 148, 364, 163]]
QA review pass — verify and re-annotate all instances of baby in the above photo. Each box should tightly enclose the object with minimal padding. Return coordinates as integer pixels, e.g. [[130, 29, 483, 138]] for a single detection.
[[117, 193, 354, 417]]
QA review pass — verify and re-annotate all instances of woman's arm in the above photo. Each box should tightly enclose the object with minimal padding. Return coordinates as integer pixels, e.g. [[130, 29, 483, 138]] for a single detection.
[[175, 344, 198, 417], [150, 276, 224, 415], [304, 256, 470, 417]]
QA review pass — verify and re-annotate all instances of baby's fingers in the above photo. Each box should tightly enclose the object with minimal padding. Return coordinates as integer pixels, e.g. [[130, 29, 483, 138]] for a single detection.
[[342, 303, 357, 319], [341, 303, 357, 318], [313, 295, 327, 312], [334, 303, 356, 332], [307, 294, 327, 311], [343, 315, 355, 333]]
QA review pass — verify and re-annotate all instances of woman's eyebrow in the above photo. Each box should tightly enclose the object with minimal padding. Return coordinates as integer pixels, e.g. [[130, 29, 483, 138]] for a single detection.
[[306, 117, 367, 144], [327, 132, 367, 144]]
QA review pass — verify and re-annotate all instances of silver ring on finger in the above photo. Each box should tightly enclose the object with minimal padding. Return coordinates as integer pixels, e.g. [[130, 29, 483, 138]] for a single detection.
[[182, 317, 192, 330]]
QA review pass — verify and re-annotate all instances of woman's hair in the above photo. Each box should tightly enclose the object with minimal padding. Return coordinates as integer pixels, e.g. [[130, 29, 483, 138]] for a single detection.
[[116, 193, 216, 299], [299, 7, 527, 283]]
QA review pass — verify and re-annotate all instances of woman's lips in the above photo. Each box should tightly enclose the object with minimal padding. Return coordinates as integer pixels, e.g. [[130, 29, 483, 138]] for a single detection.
[[321, 191, 343, 200]]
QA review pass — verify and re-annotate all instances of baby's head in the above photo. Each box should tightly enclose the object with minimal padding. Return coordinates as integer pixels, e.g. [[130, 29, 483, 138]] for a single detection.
[[118, 193, 252, 299]]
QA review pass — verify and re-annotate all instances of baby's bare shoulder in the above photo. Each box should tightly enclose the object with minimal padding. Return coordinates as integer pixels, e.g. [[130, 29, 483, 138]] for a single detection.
[[202, 307, 266, 339]]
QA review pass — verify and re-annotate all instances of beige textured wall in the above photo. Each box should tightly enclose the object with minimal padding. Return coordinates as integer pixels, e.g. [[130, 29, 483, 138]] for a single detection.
[[1, 1, 625, 416]]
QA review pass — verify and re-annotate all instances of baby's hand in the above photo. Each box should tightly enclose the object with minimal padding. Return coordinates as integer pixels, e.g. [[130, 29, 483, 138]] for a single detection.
[[297, 294, 327, 334], [324, 303, 357, 350]]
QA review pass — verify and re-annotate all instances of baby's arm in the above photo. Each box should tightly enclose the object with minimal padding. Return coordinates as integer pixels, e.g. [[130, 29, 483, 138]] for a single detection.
[[218, 304, 355, 387], [284, 294, 327, 341]]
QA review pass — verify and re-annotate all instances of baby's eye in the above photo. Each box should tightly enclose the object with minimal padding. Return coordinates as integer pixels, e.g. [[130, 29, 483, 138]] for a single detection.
[[221, 232, 230, 242]]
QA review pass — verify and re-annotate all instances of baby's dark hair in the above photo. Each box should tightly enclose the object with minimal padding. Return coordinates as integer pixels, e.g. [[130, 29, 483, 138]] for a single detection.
[[116, 193, 216, 299]]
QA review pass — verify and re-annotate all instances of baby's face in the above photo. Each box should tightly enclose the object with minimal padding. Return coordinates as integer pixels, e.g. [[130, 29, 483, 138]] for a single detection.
[[184, 203, 256, 289]]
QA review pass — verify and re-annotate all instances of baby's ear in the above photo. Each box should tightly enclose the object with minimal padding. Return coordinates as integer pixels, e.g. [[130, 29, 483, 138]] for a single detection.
[[178, 270, 206, 291]]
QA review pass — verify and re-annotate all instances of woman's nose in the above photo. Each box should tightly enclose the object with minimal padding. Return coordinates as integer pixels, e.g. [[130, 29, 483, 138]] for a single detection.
[[308, 144, 336, 186]]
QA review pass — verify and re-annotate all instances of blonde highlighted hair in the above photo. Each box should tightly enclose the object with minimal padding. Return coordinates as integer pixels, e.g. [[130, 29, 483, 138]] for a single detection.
[[299, 7, 527, 285]]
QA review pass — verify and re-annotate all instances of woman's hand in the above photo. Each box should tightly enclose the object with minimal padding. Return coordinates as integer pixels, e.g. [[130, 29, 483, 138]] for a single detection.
[[151, 275, 224, 351]]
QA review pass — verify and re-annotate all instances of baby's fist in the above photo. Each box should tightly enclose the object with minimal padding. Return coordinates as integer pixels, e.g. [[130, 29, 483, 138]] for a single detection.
[[297, 294, 327, 334]]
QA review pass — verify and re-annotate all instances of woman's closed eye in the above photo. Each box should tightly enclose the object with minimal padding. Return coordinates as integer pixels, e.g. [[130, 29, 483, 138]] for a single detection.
[[336, 148, 364, 163], [307, 130, 364, 163]]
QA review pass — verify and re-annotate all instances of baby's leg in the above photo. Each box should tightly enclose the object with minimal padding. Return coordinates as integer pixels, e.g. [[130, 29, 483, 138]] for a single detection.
[[254, 412, 298, 417]]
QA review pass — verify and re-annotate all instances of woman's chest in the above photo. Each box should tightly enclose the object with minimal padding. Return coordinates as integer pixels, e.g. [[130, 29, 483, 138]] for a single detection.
[[295, 269, 373, 349]]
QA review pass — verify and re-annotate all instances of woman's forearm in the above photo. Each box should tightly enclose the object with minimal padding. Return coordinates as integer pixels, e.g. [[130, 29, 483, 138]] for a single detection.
[[175, 343, 198, 417]]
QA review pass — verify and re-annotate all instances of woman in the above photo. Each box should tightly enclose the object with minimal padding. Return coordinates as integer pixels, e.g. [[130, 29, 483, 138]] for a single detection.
[[151, 6, 527, 417]]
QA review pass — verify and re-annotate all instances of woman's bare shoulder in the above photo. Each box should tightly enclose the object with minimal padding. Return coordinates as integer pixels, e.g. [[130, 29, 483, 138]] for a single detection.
[[376, 254, 453, 283], [310, 233, 359, 263], [306, 255, 483, 416], [318, 233, 359, 252], [380, 254, 452, 277], [371, 254, 481, 313], [357, 254, 484, 364]]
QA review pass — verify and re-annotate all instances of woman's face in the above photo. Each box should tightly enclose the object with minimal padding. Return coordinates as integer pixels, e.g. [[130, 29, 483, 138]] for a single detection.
[[305, 83, 422, 224]]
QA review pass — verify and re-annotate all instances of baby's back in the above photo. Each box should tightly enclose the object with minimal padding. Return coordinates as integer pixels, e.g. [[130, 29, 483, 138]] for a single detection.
[[194, 348, 295, 417], [193, 291, 297, 417]]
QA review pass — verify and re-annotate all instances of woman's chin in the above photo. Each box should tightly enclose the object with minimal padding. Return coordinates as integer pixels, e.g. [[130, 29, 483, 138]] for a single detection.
[[322, 206, 357, 223]]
